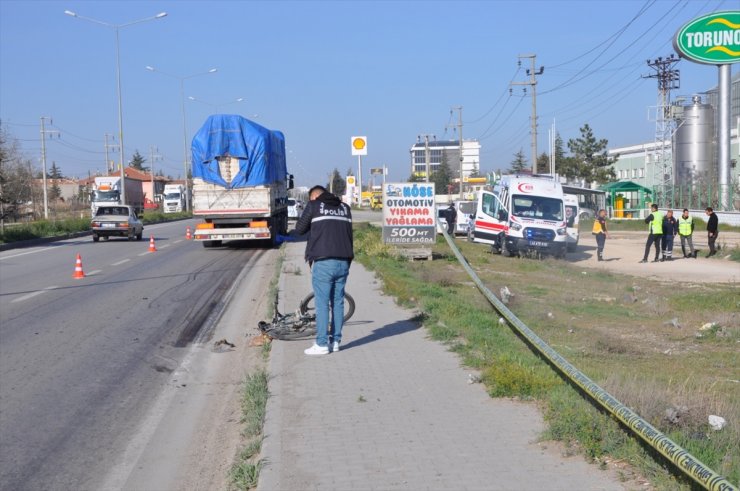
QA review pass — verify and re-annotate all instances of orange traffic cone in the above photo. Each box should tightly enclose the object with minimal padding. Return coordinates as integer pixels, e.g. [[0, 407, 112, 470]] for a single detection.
[[72, 253, 85, 279], [148, 235, 157, 252], [186, 226, 192, 240]]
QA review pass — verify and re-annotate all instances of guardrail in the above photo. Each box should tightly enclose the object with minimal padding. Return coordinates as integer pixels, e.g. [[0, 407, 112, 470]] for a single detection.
[[439, 229, 737, 491]]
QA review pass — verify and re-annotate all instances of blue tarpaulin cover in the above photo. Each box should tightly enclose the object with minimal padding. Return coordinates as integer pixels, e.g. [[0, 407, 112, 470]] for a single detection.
[[191, 115, 287, 188]]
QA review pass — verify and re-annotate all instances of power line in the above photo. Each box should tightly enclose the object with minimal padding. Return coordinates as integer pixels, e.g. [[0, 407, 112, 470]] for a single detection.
[[478, 94, 527, 141], [467, 66, 521, 124], [50, 124, 105, 143], [546, 0, 655, 70]]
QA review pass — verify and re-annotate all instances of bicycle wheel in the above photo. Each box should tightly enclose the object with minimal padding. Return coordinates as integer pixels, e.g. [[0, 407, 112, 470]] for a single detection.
[[299, 292, 355, 322], [258, 319, 316, 341]]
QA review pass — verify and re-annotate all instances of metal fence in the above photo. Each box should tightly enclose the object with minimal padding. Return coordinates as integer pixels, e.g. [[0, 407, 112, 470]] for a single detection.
[[652, 184, 738, 211]]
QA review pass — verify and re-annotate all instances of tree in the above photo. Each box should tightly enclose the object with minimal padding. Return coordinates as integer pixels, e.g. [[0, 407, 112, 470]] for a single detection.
[[508, 148, 528, 173], [566, 124, 617, 185], [536, 152, 550, 174], [128, 150, 149, 172], [328, 168, 346, 196], [0, 123, 37, 224], [49, 162, 63, 179], [432, 152, 453, 194], [407, 173, 424, 182]]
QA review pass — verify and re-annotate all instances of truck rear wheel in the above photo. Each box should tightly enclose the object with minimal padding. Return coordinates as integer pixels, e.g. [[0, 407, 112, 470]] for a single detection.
[[92, 234, 99, 243], [202, 240, 222, 248]]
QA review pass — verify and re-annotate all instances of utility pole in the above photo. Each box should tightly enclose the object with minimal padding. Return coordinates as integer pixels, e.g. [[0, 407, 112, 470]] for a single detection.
[[149, 145, 162, 204], [104, 133, 118, 173], [643, 55, 679, 206], [39, 117, 59, 220], [511, 54, 544, 172], [453, 106, 464, 199], [424, 135, 430, 183]]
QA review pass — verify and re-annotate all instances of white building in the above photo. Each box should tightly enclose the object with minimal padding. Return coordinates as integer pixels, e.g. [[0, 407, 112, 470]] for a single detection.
[[409, 139, 481, 180]]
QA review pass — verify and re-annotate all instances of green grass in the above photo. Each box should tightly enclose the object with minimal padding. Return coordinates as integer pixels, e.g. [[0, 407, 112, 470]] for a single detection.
[[352, 223, 739, 489], [229, 369, 269, 490]]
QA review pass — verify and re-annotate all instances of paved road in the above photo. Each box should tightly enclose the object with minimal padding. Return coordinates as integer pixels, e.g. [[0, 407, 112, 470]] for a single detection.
[[0, 219, 269, 490], [258, 242, 624, 491]]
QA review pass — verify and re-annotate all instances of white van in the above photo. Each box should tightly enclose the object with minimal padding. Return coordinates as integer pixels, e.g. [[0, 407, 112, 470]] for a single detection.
[[563, 193, 579, 252], [473, 174, 567, 257], [436, 200, 477, 235]]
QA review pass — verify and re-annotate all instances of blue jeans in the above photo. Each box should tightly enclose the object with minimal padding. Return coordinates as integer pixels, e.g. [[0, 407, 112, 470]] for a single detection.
[[311, 259, 350, 347]]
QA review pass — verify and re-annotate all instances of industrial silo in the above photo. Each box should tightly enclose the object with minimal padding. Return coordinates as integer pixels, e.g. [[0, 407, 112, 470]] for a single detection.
[[674, 95, 715, 188]]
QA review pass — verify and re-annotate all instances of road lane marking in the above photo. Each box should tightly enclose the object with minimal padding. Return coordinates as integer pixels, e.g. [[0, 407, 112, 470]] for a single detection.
[[87, 269, 102, 276], [12, 285, 59, 303], [111, 259, 131, 266], [159, 244, 171, 249], [174, 239, 183, 244], [138, 252, 149, 256]]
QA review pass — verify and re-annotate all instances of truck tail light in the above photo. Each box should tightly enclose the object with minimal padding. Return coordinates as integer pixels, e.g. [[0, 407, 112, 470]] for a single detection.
[[196, 223, 214, 229], [250, 221, 268, 228]]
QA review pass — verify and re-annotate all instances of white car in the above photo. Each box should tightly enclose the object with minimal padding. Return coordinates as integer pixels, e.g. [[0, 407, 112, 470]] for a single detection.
[[287, 199, 303, 219]]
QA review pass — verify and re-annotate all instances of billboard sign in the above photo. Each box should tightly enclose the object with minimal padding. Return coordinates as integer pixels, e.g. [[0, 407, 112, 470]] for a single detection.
[[673, 11, 740, 65], [382, 182, 436, 244], [351, 136, 367, 156]]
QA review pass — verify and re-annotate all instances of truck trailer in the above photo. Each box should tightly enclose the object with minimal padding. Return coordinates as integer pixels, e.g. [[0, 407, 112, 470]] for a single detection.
[[191, 115, 292, 247], [90, 175, 144, 216]]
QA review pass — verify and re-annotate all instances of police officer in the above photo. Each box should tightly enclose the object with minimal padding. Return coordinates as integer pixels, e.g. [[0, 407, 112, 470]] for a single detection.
[[639, 204, 663, 263], [678, 208, 696, 259]]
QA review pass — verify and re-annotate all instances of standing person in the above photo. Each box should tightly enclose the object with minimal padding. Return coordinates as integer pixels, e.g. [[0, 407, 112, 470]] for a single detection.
[[592, 208, 609, 261], [639, 204, 663, 263], [661, 209, 678, 261], [445, 202, 457, 235], [291, 185, 353, 355], [678, 209, 696, 258], [705, 207, 719, 257]]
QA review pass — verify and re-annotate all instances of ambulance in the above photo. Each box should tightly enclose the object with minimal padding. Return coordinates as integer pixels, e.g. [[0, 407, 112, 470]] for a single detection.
[[563, 193, 580, 252], [473, 174, 567, 257]]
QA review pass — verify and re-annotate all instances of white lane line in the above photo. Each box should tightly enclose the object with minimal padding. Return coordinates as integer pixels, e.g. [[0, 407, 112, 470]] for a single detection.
[[159, 244, 171, 249], [87, 269, 102, 276], [12, 285, 59, 303], [111, 259, 131, 266], [173, 239, 183, 244], [138, 252, 150, 256]]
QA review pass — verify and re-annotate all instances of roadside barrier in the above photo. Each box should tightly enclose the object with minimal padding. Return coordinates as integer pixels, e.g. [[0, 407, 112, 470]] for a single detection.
[[439, 230, 737, 491]]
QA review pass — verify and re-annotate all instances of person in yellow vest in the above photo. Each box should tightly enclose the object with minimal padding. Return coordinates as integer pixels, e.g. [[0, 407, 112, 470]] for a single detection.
[[592, 208, 609, 261], [678, 208, 696, 259], [639, 204, 663, 263]]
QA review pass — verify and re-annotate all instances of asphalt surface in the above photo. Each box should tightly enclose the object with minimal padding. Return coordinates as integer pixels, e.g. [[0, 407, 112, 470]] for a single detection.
[[0, 219, 271, 490]]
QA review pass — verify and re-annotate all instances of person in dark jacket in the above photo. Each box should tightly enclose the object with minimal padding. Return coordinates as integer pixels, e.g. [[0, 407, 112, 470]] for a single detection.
[[291, 185, 353, 355], [445, 203, 457, 235], [640, 204, 663, 263], [660, 209, 678, 261], [705, 207, 718, 257]]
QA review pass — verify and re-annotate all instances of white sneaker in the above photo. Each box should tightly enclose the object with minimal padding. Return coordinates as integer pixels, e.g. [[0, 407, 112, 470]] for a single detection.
[[304, 343, 329, 356], [332, 341, 340, 353]]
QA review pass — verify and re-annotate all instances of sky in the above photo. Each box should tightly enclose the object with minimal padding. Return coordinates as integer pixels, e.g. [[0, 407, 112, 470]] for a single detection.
[[0, 0, 734, 187]]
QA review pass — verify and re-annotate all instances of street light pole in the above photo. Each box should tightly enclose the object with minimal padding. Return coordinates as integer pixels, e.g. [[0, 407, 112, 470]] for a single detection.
[[65, 9, 167, 207], [145, 66, 217, 211]]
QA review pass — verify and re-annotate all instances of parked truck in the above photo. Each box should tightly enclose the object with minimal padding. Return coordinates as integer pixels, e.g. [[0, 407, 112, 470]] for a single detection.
[[191, 115, 292, 247], [162, 184, 185, 213], [90, 175, 144, 216]]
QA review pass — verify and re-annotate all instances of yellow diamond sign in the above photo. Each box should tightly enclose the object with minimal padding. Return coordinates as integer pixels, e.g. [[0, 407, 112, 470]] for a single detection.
[[351, 136, 367, 156]]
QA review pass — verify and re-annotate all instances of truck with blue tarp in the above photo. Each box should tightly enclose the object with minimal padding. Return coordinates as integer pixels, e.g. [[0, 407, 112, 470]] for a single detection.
[[190, 115, 292, 247]]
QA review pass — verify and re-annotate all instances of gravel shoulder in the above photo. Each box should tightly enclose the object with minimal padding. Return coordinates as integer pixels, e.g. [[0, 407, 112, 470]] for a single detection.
[[566, 231, 739, 284]]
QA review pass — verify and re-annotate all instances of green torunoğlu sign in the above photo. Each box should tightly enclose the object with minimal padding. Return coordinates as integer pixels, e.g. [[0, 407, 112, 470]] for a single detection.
[[673, 11, 740, 65]]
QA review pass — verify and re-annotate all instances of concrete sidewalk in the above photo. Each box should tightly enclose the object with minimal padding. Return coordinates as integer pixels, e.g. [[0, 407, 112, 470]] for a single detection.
[[258, 242, 624, 491]]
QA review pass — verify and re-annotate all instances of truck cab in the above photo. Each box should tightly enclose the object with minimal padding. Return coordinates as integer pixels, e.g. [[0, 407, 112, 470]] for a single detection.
[[473, 174, 567, 258]]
